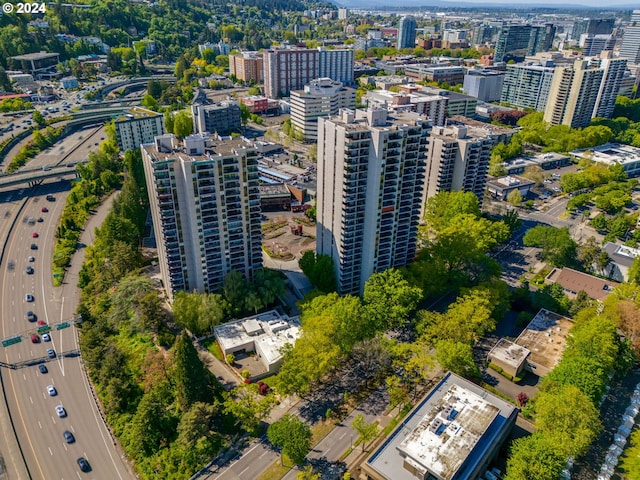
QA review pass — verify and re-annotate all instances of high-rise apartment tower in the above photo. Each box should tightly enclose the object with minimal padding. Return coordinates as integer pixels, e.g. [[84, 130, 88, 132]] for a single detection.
[[317, 109, 429, 295], [141, 134, 262, 300]]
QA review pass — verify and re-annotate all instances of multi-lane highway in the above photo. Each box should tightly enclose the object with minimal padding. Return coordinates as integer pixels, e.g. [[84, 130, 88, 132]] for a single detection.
[[0, 185, 132, 479]]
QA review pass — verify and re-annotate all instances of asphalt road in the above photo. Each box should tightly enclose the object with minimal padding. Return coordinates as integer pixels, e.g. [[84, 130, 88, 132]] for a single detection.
[[25, 126, 105, 172], [214, 439, 279, 480], [0, 184, 131, 479]]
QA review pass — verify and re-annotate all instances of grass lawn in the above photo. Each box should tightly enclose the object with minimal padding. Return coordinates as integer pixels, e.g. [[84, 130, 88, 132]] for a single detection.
[[202, 338, 224, 361]]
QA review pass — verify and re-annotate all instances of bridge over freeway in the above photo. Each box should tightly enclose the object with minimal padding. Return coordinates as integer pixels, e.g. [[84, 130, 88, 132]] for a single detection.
[[0, 164, 83, 189]]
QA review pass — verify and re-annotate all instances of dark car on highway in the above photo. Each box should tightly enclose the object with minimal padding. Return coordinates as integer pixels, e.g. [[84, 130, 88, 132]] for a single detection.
[[77, 457, 91, 472], [64, 430, 75, 443]]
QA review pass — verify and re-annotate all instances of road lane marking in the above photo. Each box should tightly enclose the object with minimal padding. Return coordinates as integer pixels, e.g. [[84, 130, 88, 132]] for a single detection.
[[29, 396, 33, 404], [38, 421, 41, 429], [48, 447, 52, 456]]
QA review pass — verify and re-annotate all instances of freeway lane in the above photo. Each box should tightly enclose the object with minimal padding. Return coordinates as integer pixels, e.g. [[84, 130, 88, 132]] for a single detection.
[[0, 187, 131, 479]]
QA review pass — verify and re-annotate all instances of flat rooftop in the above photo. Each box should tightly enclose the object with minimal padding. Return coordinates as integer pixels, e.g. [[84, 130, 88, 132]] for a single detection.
[[514, 309, 574, 373], [143, 134, 255, 161], [571, 143, 640, 167], [488, 338, 530, 369], [365, 372, 517, 480], [214, 310, 301, 366], [115, 106, 162, 122], [487, 174, 534, 189], [11, 52, 60, 61], [258, 184, 291, 197]]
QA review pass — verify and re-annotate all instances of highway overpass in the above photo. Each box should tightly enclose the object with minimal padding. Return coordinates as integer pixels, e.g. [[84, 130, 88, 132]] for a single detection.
[[0, 165, 82, 189]]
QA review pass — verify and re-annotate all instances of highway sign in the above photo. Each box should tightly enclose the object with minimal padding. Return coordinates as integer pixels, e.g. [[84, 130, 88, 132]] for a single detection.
[[56, 322, 70, 330], [2, 336, 21, 347], [37, 326, 52, 334]]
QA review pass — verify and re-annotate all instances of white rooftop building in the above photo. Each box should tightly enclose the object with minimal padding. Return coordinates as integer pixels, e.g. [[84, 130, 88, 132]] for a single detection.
[[571, 143, 640, 178], [363, 372, 517, 480], [214, 310, 301, 375]]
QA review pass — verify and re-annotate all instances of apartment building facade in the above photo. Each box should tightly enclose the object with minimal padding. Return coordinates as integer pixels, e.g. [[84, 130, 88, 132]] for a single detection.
[[543, 59, 604, 128], [423, 121, 504, 210], [141, 134, 262, 300], [191, 101, 242, 135], [593, 52, 628, 119], [229, 51, 264, 83], [620, 10, 640, 64], [317, 109, 429, 295], [397, 16, 417, 49], [290, 78, 356, 142], [500, 62, 556, 111], [115, 106, 165, 152], [494, 24, 555, 62]]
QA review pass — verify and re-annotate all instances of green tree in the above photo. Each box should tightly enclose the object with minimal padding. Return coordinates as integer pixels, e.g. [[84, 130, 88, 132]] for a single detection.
[[352, 414, 378, 452], [532, 384, 601, 458], [173, 333, 211, 411], [32, 110, 45, 127], [141, 93, 159, 111], [176, 402, 218, 447], [267, 415, 312, 466], [173, 110, 193, 139], [506, 189, 522, 206], [436, 340, 480, 379], [363, 268, 422, 330], [147, 79, 163, 99], [424, 191, 481, 232], [620, 428, 640, 478], [297, 465, 321, 480], [504, 434, 566, 480], [164, 111, 175, 134], [224, 384, 276, 434], [523, 226, 577, 267]]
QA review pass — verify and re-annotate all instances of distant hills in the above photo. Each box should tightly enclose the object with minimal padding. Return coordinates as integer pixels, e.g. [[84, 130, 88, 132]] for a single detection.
[[332, 0, 636, 10]]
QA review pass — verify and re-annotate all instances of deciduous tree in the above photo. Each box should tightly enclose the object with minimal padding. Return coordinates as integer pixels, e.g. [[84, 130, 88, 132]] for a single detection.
[[352, 414, 378, 452], [267, 415, 312, 466]]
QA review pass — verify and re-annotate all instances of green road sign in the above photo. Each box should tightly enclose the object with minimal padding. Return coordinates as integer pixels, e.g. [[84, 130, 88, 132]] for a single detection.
[[2, 336, 21, 347], [56, 322, 70, 331], [37, 326, 52, 334]]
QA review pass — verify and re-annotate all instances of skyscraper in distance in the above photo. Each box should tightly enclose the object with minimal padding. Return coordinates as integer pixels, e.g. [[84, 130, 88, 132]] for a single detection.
[[317, 109, 429, 295], [494, 24, 555, 62], [620, 10, 640, 64], [397, 16, 417, 49]]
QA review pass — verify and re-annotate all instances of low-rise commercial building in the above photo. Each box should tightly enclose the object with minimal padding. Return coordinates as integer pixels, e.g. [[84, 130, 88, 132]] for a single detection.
[[489, 309, 574, 378], [486, 175, 535, 201], [603, 242, 640, 283], [571, 143, 640, 178], [362, 371, 518, 480]]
